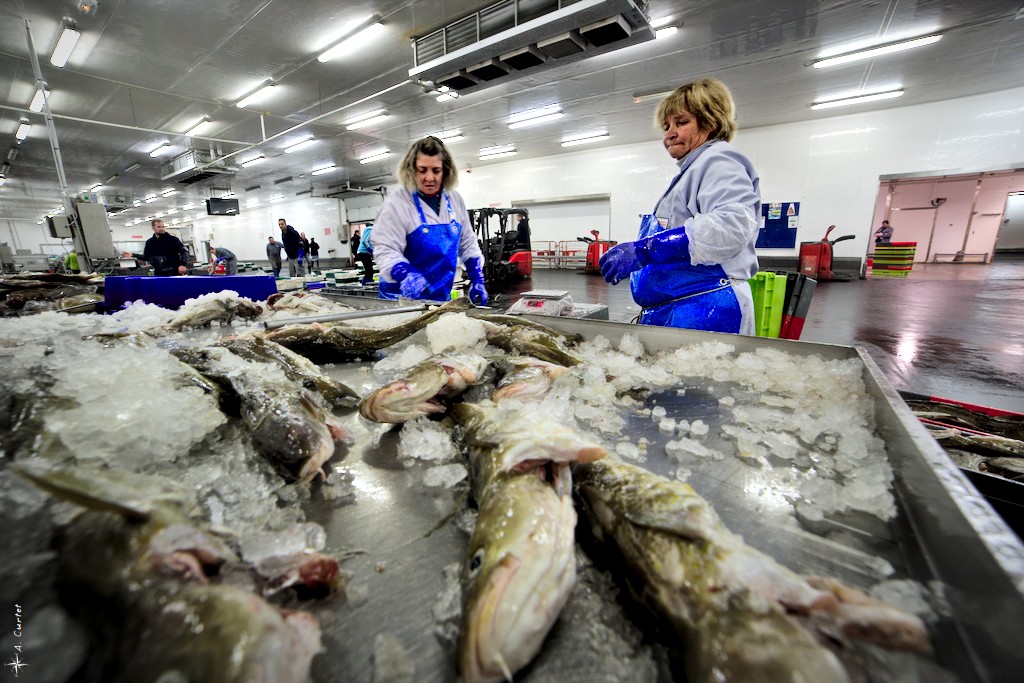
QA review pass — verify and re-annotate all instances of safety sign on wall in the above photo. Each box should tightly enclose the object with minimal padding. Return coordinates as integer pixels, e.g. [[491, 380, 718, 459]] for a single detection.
[[756, 201, 799, 248]]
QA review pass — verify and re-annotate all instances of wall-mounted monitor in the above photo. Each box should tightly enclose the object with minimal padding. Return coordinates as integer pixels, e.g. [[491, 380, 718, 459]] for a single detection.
[[206, 198, 240, 216]]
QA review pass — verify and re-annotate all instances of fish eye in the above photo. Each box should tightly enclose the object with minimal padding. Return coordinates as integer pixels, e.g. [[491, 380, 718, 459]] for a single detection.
[[468, 549, 484, 575]]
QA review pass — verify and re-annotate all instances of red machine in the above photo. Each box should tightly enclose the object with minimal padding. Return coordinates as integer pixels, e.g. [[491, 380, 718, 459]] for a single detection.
[[578, 230, 616, 274], [799, 225, 855, 280]]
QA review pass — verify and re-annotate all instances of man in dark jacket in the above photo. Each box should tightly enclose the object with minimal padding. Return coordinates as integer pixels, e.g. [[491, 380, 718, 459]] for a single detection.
[[308, 238, 320, 270], [278, 218, 305, 276], [122, 219, 190, 275]]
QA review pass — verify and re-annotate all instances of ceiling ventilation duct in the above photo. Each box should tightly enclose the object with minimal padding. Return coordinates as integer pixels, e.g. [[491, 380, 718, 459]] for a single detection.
[[160, 149, 238, 185], [410, 0, 652, 95], [324, 182, 386, 200]]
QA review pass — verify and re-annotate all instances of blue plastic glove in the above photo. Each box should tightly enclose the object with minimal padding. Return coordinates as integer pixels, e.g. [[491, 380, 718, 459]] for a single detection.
[[297, 249, 304, 265], [464, 257, 489, 306], [391, 261, 428, 299], [599, 242, 641, 285]]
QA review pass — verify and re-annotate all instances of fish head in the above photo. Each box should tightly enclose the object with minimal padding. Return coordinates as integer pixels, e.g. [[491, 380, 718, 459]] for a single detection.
[[358, 363, 450, 423], [435, 352, 492, 395], [459, 471, 577, 683]]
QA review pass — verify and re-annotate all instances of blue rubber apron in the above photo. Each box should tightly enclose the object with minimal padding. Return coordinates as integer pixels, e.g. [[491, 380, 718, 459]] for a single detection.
[[631, 141, 743, 333], [379, 192, 462, 301]]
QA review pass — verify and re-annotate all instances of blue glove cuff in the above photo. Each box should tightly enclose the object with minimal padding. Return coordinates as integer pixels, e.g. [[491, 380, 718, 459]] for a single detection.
[[464, 256, 485, 283], [637, 226, 691, 266], [390, 261, 412, 282]]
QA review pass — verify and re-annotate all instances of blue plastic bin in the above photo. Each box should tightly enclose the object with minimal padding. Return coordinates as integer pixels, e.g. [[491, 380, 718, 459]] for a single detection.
[[104, 275, 278, 310]]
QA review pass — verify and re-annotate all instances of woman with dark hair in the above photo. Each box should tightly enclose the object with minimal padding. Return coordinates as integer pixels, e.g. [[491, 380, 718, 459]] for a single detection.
[[371, 136, 488, 305], [599, 78, 761, 334]]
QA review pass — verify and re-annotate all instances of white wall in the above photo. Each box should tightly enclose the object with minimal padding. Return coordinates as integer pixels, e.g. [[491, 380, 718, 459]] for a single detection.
[[457, 86, 1024, 263]]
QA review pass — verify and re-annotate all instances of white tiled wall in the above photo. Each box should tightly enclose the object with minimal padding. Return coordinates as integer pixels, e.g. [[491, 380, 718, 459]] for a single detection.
[[458, 86, 1024, 263]]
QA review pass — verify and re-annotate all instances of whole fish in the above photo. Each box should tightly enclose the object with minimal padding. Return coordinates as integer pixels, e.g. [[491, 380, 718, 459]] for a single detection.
[[262, 297, 470, 363], [574, 458, 930, 683], [172, 346, 342, 481], [452, 402, 606, 683], [492, 357, 570, 402], [166, 295, 263, 332], [218, 334, 358, 408], [359, 352, 491, 424], [483, 324, 585, 367], [473, 313, 584, 344], [926, 425, 1024, 458], [25, 465, 325, 683]]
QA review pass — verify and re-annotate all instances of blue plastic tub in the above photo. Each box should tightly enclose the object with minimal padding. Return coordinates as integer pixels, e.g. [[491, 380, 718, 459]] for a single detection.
[[104, 275, 278, 310]]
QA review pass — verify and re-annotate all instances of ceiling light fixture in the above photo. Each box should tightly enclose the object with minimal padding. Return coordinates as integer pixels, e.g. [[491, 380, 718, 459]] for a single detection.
[[167, 208, 178, 214], [236, 81, 276, 108], [89, 183, 101, 191], [284, 137, 317, 153], [346, 109, 389, 130], [812, 34, 942, 69], [221, 191, 236, 198], [50, 23, 81, 68], [561, 132, 609, 147], [311, 164, 337, 176], [650, 16, 675, 28], [149, 142, 171, 157], [269, 194, 286, 203], [810, 89, 904, 110], [0, 175, 7, 187], [479, 145, 517, 160], [632, 89, 673, 104], [241, 155, 266, 167], [436, 92, 459, 102], [655, 26, 678, 39], [105, 173, 118, 183], [318, 19, 385, 62], [182, 203, 195, 210], [144, 195, 158, 203], [161, 188, 176, 197], [125, 162, 142, 173], [15, 119, 31, 141], [431, 129, 464, 143], [358, 150, 391, 164], [184, 116, 212, 137], [507, 104, 563, 129], [132, 198, 141, 206], [29, 89, 51, 113]]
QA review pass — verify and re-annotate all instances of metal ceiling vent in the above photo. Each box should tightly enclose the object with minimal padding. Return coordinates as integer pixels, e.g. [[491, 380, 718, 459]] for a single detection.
[[160, 149, 238, 185], [410, 0, 652, 94]]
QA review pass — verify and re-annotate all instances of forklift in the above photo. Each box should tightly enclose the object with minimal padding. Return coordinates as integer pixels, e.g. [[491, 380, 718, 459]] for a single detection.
[[467, 207, 533, 288]]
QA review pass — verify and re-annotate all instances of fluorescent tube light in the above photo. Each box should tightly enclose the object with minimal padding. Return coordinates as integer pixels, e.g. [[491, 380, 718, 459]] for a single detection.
[[236, 82, 275, 108], [318, 21, 385, 62], [241, 155, 266, 167], [15, 120, 31, 141], [149, 142, 171, 157], [172, 218, 181, 224], [184, 116, 211, 137], [561, 133, 609, 147], [105, 173, 118, 183], [812, 34, 942, 69], [632, 89, 673, 104], [125, 162, 142, 173], [269, 194, 286, 203], [479, 150, 518, 160], [430, 130, 464, 143], [0, 175, 6, 187], [167, 208, 178, 214], [246, 198, 260, 206], [359, 150, 391, 164], [132, 199, 142, 206], [162, 188, 177, 197], [311, 165, 337, 176], [284, 137, 316, 153], [345, 109, 388, 130], [508, 105, 562, 125], [508, 112, 563, 129], [650, 15, 675, 28], [29, 89, 51, 113], [436, 92, 458, 102], [655, 26, 678, 39], [810, 89, 904, 110], [144, 196, 157, 203], [182, 203, 195, 210], [154, 212, 165, 218], [50, 25, 81, 67], [221, 192, 236, 198], [480, 145, 515, 155]]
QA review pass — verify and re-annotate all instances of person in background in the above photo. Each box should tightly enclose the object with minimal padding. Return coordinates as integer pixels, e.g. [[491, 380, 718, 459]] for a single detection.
[[349, 227, 361, 268], [356, 224, 375, 285], [208, 246, 238, 275], [308, 238, 320, 271], [599, 78, 760, 334], [371, 136, 488, 304], [300, 231, 311, 261], [874, 220, 894, 245], [122, 219, 190, 276], [266, 236, 283, 277], [65, 249, 80, 274], [278, 218, 305, 277]]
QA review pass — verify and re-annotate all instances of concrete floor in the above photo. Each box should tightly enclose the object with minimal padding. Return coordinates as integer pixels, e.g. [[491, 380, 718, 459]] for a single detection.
[[497, 255, 1024, 413]]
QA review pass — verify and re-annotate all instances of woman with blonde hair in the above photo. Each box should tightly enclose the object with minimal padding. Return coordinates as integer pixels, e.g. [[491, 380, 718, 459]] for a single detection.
[[600, 78, 761, 334], [371, 136, 488, 304]]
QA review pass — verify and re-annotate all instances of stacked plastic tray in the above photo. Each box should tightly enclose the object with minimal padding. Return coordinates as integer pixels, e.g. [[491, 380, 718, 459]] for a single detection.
[[748, 271, 817, 339], [871, 242, 917, 277]]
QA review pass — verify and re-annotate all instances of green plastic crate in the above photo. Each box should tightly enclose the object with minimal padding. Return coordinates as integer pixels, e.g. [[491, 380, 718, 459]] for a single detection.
[[748, 272, 786, 338]]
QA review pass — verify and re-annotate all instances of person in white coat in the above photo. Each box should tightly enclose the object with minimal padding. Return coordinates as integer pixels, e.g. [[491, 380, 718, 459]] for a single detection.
[[599, 78, 761, 334], [371, 136, 488, 305]]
